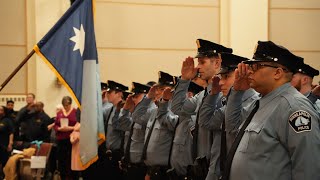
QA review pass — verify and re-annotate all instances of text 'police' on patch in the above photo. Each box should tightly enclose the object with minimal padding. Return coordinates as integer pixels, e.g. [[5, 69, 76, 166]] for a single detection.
[[289, 110, 312, 133]]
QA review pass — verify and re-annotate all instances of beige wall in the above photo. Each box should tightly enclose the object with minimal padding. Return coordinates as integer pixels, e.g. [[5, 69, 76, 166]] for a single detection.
[[229, 0, 268, 57], [269, 0, 320, 84], [96, 0, 221, 87], [0, 0, 319, 116], [0, 0, 28, 94]]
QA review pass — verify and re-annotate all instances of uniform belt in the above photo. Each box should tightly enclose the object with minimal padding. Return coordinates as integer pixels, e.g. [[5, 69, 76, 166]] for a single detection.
[[147, 165, 169, 176], [176, 176, 188, 180], [105, 149, 123, 160]]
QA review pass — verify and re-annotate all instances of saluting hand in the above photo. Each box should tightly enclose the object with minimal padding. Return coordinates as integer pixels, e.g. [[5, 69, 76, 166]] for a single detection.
[[210, 75, 221, 95], [123, 95, 135, 112], [181, 56, 198, 80], [116, 100, 125, 112], [233, 62, 251, 91], [162, 87, 173, 101], [147, 86, 157, 100]]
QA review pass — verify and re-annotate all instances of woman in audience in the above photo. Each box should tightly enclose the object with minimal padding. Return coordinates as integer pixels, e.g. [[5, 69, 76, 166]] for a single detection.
[[54, 96, 78, 180]]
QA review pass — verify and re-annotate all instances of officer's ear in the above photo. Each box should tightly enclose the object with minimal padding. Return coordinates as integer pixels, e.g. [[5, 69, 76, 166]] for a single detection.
[[273, 67, 286, 80], [211, 56, 222, 69]]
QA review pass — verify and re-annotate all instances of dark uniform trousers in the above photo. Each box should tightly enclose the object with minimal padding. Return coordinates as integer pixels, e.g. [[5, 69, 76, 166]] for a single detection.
[[123, 163, 147, 180], [106, 149, 124, 180], [166, 168, 189, 180], [146, 166, 170, 180], [94, 145, 124, 180]]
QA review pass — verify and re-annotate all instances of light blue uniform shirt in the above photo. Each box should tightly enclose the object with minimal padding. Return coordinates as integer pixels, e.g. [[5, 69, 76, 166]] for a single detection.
[[134, 97, 178, 166], [171, 79, 222, 160], [105, 105, 124, 151], [170, 114, 196, 176], [204, 89, 259, 180], [226, 83, 320, 180], [117, 97, 157, 163]]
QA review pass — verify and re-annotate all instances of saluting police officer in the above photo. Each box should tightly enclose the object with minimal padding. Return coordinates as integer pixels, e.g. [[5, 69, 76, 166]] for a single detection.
[[224, 41, 320, 180], [133, 71, 178, 180], [168, 81, 204, 179], [102, 80, 128, 180], [116, 82, 153, 180], [291, 63, 320, 111], [171, 39, 232, 179], [114, 90, 132, 154], [201, 53, 259, 180]]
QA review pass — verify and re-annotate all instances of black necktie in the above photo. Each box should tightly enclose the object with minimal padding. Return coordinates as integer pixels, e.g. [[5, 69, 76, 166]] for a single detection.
[[223, 100, 260, 180], [192, 88, 208, 160], [220, 96, 228, 174], [141, 117, 157, 161], [124, 122, 135, 162], [220, 112, 227, 176]]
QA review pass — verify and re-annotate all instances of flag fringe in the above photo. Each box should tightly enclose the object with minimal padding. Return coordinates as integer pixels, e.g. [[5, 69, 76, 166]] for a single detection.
[[79, 154, 98, 169]]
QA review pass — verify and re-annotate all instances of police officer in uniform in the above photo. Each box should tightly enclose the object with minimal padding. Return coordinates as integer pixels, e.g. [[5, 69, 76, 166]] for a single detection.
[[102, 80, 128, 180], [291, 63, 320, 111], [117, 90, 133, 153], [133, 71, 178, 180], [117, 82, 152, 180], [224, 41, 320, 180], [201, 53, 259, 180], [168, 81, 204, 179], [171, 39, 232, 179]]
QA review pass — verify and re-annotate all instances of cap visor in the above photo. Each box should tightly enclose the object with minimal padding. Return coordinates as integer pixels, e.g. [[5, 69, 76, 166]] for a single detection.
[[195, 53, 205, 58], [243, 59, 266, 64]]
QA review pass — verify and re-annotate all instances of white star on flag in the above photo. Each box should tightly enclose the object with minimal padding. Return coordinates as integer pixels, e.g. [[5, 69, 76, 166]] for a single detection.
[[70, 24, 85, 56]]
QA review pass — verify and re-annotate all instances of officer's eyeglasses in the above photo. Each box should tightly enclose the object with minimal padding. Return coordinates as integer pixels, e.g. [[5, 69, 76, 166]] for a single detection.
[[248, 63, 288, 72]]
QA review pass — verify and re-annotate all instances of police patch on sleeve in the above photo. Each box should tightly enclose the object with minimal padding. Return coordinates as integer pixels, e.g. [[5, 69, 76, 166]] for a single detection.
[[289, 110, 312, 133]]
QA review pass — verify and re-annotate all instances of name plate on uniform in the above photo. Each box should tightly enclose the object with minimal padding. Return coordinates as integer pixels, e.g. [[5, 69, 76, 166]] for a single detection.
[[30, 156, 46, 169]]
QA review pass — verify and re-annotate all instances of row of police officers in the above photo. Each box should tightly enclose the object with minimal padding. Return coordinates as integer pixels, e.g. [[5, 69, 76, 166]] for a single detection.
[[95, 39, 320, 180]]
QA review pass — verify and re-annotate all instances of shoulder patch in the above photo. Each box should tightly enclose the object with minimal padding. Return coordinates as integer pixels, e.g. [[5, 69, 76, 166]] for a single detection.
[[289, 110, 312, 133]]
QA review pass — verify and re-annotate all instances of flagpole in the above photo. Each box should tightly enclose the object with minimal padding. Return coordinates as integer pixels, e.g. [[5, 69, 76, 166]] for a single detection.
[[0, 49, 35, 92]]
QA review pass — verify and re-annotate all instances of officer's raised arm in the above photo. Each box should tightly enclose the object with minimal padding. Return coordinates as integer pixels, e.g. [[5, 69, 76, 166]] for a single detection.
[[171, 57, 199, 117], [225, 62, 252, 133]]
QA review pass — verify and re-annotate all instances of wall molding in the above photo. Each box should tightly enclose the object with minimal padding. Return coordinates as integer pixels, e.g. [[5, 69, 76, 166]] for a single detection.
[[270, 7, 320, 11], [96, 0, 218, 8], [0, 44, 26, 47], [97, 47, 196, 51]]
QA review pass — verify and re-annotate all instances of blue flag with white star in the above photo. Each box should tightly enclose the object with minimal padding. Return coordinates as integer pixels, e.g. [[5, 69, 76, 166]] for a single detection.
[[34, 0, 105, 168]]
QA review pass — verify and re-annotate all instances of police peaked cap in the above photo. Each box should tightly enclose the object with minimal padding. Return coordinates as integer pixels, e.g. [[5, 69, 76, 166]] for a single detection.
[[101, 82, 108, 90], [107, 80, 128, 92], [296, 63, 319, 78], [131, 82, 151, 95], [195, 39, 233, 58], [157, 71, 176, 87], [244, 41, 304, 73], [122, 91, 133, 100], [219, 53, 249, 74]]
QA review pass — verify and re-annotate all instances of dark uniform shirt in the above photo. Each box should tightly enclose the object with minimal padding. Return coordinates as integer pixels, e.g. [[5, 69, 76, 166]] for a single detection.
[[0, 117, 14, 148]]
